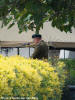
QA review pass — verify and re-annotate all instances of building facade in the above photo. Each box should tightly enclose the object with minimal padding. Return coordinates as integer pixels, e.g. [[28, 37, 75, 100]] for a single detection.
[[0, 22, 75, 58]]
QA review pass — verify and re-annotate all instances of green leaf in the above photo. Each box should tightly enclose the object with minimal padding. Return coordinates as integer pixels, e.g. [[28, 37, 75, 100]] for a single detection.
[[0, 0, 75, 33], [8, 22, 15, 29]]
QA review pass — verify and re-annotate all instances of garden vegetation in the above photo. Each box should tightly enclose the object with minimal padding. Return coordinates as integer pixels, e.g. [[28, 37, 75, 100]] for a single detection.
[[0, 55, 66, 100]]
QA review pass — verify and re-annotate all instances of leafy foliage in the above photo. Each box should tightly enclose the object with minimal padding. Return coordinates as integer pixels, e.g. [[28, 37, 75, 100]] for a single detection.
[[0, 0, 75, 33], [49, 58, 75, 85], [61, 59, 75, 85]]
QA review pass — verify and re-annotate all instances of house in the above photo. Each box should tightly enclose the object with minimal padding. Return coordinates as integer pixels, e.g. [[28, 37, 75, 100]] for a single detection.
[[0, 22, 75, 58]]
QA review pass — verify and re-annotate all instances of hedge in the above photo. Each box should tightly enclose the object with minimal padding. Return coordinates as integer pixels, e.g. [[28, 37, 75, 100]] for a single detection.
[[58, 59, 75, 85], [0, 55, 66, 100]]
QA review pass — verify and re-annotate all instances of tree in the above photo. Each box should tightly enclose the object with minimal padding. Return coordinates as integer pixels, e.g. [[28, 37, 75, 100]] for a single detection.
[[0, 0, 75, 33]]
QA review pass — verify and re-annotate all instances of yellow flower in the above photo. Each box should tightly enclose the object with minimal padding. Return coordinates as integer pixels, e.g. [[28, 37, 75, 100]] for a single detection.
[[0, 55, 65, 100]]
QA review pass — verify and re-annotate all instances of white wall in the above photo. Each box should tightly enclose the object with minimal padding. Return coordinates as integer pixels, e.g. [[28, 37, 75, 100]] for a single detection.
[[0, 22, 75, 42], [0, 48, 34, 58]]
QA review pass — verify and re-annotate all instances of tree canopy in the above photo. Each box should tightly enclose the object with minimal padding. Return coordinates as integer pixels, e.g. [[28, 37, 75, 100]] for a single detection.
[[0, 0, 75, 33]]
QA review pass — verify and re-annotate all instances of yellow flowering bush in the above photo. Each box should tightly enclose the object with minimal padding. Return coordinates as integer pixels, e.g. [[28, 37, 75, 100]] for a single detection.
[[0, 55, 65, 100]]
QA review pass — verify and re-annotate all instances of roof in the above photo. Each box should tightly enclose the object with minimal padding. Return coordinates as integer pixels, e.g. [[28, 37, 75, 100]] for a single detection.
[[0, 41, 29, 48], [49, 42, 75, 50], [1, 41, 75, 50], [49, 42, 75, 48]]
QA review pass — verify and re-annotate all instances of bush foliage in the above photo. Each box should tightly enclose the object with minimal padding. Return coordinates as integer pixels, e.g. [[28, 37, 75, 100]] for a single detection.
[[0, 0, 75, 33], [61, 59, 75, 85], [0, 55, 66, 100]]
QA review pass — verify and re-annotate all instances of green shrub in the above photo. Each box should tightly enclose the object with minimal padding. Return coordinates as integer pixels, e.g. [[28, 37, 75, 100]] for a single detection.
[[61, 59, 75, 85], [49, 58, 75, 85]]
